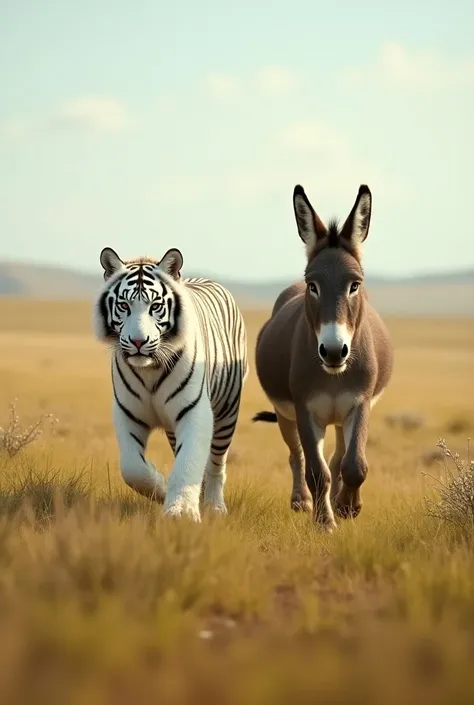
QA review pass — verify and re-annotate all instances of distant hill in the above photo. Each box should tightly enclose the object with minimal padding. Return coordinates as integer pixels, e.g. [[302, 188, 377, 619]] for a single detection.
[[0, 262, 102, 299], [0, 261, 473, 317]]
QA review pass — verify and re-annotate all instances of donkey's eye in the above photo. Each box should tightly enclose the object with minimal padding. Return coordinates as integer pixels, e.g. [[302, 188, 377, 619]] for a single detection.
[[308, 282, 318, 296], [117, 301, 130, 313], [349, 282, 360, 295]]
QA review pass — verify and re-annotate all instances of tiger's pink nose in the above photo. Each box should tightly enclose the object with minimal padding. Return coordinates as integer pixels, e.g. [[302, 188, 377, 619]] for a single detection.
[[130, 338, 145, 350]]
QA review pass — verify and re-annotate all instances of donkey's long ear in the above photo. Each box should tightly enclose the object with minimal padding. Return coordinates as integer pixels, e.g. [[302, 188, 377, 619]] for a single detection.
[[158, 248, 183, 281], [340, 185, 372, 245], [100, 247, 126, 280], [293, 185, 327, 259]]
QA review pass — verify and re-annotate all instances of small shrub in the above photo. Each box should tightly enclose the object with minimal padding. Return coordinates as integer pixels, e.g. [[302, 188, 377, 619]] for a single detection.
[[385, 411, 425, 431], [424, 438, 474, 531], [421, 448, 445, 467], [444, 418, 471, 435], [0, 400, 58, 458]]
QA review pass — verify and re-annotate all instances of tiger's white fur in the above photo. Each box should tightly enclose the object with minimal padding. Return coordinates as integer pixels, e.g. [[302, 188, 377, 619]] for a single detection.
[[93, 247, 248, 521]]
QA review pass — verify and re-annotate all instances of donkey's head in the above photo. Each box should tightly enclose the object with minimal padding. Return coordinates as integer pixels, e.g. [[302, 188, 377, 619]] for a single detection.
[[293, 184, 372, 374]]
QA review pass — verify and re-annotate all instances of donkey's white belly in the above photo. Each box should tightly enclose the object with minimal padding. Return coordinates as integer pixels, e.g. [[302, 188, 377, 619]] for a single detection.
[[307, 392, 361, 426], [273, 392, 364, 427]]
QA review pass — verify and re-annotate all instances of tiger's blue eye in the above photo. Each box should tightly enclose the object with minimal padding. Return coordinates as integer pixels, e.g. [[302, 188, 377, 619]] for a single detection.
[[117, 301, 130, 313], [150, 302, 163, 313]]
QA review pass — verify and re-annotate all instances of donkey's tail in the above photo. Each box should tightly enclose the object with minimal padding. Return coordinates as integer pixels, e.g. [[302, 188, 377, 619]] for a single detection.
[[252, 410, 278, 423]]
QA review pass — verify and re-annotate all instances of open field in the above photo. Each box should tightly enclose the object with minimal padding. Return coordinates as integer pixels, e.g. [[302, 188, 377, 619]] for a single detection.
[[0, 297, 473, 704]]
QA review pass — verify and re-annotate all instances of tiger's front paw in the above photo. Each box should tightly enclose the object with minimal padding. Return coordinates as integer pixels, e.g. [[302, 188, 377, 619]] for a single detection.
[[164, 486, 201, 522], [121, 460, 166, 503]]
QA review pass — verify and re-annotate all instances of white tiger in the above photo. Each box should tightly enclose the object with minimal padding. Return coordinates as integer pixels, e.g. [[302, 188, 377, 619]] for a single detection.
[[93, 246, 248, 521]]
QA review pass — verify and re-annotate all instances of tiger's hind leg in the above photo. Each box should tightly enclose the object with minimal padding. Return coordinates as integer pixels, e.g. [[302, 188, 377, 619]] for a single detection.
[[165, 430, 177, 455], [203, 451, 229, 514], [167, 430, 206, 502], [203, 410, 240, 514]]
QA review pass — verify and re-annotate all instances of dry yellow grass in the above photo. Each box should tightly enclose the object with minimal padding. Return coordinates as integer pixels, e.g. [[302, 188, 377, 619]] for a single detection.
[[0, 297, 473, 705]]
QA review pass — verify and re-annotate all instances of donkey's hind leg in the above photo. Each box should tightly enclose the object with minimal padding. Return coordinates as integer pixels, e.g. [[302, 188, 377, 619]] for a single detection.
[[329, 425, 345, 503], [276, 412, 313, 513]]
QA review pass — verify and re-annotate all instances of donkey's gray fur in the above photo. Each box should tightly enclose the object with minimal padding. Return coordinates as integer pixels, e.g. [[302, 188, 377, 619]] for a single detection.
[[253, 184, 394, 531]]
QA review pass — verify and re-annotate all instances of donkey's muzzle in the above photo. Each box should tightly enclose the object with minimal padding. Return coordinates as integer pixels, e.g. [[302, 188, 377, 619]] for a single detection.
[[319, 342, 349, 368]]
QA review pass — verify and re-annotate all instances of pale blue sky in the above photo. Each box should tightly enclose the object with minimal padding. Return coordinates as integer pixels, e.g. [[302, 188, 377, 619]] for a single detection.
[[1, 0, 473, 281]]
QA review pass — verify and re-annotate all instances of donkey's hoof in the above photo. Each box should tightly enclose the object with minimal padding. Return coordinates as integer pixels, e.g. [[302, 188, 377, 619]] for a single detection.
[[319, 517, 337, 533], [333, 485, 362, 520], [291, 494, 313, 513], [334, 498, 362, 519], [312, 509, 337, 533]]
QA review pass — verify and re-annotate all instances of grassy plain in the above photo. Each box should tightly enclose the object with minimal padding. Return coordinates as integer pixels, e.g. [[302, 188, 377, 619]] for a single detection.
[[0, 297, 473, 704]]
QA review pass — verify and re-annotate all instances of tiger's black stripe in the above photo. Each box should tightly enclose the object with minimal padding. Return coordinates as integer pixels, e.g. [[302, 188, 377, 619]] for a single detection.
[[151, 347, 184, 393], [165, 338, 197, 404], [114, 357, 141, 400], [113, 386, 149, 430], [175, 372, 206, 424], [130, 432, 145, 448]]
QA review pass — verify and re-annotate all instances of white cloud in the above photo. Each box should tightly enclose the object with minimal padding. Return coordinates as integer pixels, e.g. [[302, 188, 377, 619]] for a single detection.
[[50, 98, 133, 132], [148, 117, 403, 214], [203, 73, 241, 99], [234, 120, 407, 209], [1, 98, 133, 141], [146, 177, 213, 207], [229, 171, 282, 201], [280, 121, 349, 158], [156, 96, 180, 114], [43, 199, 102, 233], [203, 66, 300, 100], [0, 118, 31, 141], [254, 67, 299, 96], [147, 169, 277, 209], [345, 42, 474, 90]]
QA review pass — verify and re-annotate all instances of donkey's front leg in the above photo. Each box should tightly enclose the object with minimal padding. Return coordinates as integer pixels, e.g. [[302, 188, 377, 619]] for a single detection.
[[113, 399, 166, 502], [329, 425, 345, 503], [296, 405, 336, 532], [335, 402, 370, 519], [164, 395, 213, 522]]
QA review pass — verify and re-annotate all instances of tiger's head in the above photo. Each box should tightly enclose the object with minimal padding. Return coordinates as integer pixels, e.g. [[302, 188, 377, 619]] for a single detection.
[[94, 247, 185, 369]]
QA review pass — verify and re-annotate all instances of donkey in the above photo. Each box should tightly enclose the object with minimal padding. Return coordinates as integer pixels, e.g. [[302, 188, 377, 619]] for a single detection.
[[253, 184, 393, 532]]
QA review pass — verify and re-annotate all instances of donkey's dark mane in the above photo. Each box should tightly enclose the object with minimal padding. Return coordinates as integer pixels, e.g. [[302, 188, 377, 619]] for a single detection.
[[327, 218, 341, 248], [310, 217, 362, 265]]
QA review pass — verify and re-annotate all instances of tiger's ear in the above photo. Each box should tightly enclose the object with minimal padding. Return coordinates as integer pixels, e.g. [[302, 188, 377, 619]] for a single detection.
[[100, 247, 126, 280], [158, 248, 183, 281]]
